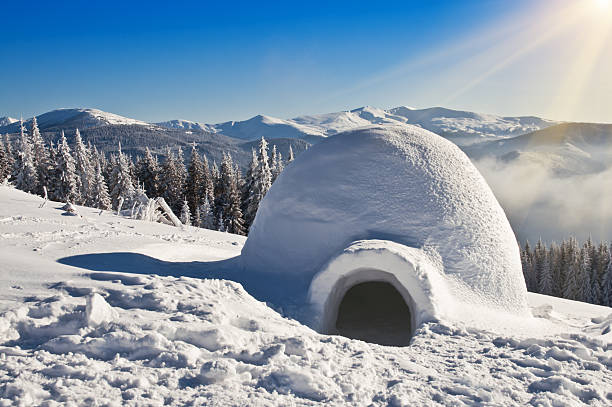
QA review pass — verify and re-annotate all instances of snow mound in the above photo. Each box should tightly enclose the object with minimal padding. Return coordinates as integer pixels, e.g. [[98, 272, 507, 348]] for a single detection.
[[242, 125, 528, 331], [85, 293, 116, 327]]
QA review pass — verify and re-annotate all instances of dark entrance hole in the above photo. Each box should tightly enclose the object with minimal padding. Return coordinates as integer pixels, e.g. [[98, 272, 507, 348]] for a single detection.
[[335, 281, 412, 346]]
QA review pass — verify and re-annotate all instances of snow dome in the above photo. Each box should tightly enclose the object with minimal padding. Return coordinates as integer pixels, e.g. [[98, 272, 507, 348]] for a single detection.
[[241, 126, 528, 345]]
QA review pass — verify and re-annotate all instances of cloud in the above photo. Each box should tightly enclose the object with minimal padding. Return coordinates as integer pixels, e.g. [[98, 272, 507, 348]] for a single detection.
[[474, 157, 612, 244]]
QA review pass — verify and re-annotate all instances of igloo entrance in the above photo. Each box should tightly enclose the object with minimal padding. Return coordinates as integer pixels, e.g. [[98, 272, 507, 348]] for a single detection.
[[335, 281, 412, 346]]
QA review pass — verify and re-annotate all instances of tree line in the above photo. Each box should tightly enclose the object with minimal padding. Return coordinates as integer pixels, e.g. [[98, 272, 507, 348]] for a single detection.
[[521, 238, 612, 307], [0, 118, 295, 235]]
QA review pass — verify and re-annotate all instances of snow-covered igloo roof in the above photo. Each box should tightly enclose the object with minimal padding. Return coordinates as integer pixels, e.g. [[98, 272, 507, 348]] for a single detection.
[[241, 126, 528, 337]]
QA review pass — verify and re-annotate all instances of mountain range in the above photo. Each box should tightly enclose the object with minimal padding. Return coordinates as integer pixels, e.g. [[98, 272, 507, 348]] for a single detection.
[[1, 106, 611, 178]]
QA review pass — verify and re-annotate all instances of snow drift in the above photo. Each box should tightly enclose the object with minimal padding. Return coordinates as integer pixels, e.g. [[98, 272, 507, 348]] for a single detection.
[[241, 126, 529, 340]]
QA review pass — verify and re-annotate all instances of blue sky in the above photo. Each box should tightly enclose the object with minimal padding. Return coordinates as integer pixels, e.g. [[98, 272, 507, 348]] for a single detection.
[[1, 0, 611, 123]]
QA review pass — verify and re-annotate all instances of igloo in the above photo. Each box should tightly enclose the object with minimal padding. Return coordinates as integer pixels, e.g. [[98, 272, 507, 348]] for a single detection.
[[241, 126, 528, 346]]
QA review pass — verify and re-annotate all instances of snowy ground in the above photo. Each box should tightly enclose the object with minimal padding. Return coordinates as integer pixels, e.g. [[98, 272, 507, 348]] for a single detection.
[[0, 186, 610, 406]]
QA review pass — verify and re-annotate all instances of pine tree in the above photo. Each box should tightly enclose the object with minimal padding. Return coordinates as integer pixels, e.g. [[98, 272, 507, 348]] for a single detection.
[[29, 117, 51, 195], [159, 148, 184, 215], [0, 136, 8, 182], [201, 154, 214, 206], [217, 212, 225, 232], [288, 145, 295, 163], [73, 129, 95, 205], [549, 241, 563, 297], [13, 119, 38, 193], [3, 134, 15, 180], [109, 144, 135, 211], [245, 136, 272, 231], [602, 249, 612, 307], [538, 249, 553, 295], [534, 238, 546, 292], [199, 197, 215, 229], [53, 131, 80, 203], [270, 145, 280, 182], [216, 153, 245, 235], [91, 160, 112, 210], [180, 199, 191, 226], [242, 149, 259, 230], [186, 145, 205, 218], [269, 145, 283, 182], [136, 147, 160, 198], [562, 238, 580, 300], [579, 244, 593, 303], [521, 241, 534, 291]]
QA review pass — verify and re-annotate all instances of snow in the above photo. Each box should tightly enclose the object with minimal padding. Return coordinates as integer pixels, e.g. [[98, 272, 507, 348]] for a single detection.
[[154, 119, 215, 132], [155, 105, 556, 145], [0, 117, 17, 127], [242, 126, 529, 329], [0, 186, 611, 405], [0, 108, 151, 133]]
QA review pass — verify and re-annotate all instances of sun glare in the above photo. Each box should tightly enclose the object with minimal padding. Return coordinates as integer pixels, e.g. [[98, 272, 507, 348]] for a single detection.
[[594, 0, 611, 10]]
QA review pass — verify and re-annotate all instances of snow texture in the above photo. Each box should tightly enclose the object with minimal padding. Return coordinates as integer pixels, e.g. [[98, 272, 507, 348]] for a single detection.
[[0, 186, 610, 406], [242, 126, 529, 328]]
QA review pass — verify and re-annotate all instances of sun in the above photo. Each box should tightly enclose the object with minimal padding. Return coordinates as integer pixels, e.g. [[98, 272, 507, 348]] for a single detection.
[[594, 0, 611, 9]]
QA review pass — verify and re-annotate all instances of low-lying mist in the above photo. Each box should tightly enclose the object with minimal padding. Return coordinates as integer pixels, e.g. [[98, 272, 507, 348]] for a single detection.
[[474, 158, 612, 244]]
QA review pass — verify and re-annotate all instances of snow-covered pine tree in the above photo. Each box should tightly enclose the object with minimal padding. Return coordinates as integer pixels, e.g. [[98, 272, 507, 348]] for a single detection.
[[29, 117, 51, 195], [216, 153, 245, 235], [186, 145, 205, 219], [592, 243, 609, 305], [579, 244, 593, 303], [217, 212, 225, 232], [53, 131, 80, 203], [109, 144, 135, 211], [288, 145, 295, 163], [13, 119, 38, 194], [159, 147, 184, 215], [199, 197, 215, 230], [602, 248, 612, 307], [193, 206, 201, 227], [73, 129, 95, 206], [533, 238, 546, 293], [245, 136, 272, 231], [549, 241, 563, 297], [3, 134, 15, 180], [0, 136, 8, 182], [180, 199, 191, 226], [91, 160, 112, 210], [521, 241, 534, 291], [538, 249, 553, 295], [136, 147, 160, 198], [269, 145, 279, 182], [234, 161, 245, 198], [201, 154, 214, 206], [211, 160, 220, 185], [242, 149, 259, 230], [562, 238, 580, 300]]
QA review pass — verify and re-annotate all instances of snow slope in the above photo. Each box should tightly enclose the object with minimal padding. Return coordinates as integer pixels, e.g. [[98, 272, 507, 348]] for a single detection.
[[0, 187, 610, 406]]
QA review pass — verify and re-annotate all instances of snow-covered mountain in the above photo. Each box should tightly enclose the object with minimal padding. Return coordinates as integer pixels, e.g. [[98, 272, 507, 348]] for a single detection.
[[0, 108, 152, 133], [465, 122, 612, 176], [0, 116, 17, 127], [3, 105, 557, 147], [155, 105, 558, 146], [154, 119, 214, 132]]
